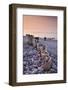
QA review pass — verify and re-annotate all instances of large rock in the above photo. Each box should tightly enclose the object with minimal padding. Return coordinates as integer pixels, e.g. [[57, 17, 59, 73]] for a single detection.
[[33, 38, 37, 48], [23, 39, 56, 74], [42, 57, 52, 71], [24, 34, 34, 45]]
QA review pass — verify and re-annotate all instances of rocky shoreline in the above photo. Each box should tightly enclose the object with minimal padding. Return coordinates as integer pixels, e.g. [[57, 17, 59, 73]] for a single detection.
[[23, 42, 57, 74]]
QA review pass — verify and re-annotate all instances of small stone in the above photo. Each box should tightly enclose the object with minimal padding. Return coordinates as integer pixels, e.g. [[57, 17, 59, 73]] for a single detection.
[[28, 50, 33, 55], [52, 63, 57, 70], [38, 66, 43, 71], [33, 64, 38, 68], [48, 68, 57, 73], [23, 61, 27, 65], [28, 60, 33, 66], [52, 59, 57, 65], [31, 68, 38, 74]]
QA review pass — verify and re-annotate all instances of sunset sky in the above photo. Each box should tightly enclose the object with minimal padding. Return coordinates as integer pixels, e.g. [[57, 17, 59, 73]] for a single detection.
[[23, 15, 57, 39]]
